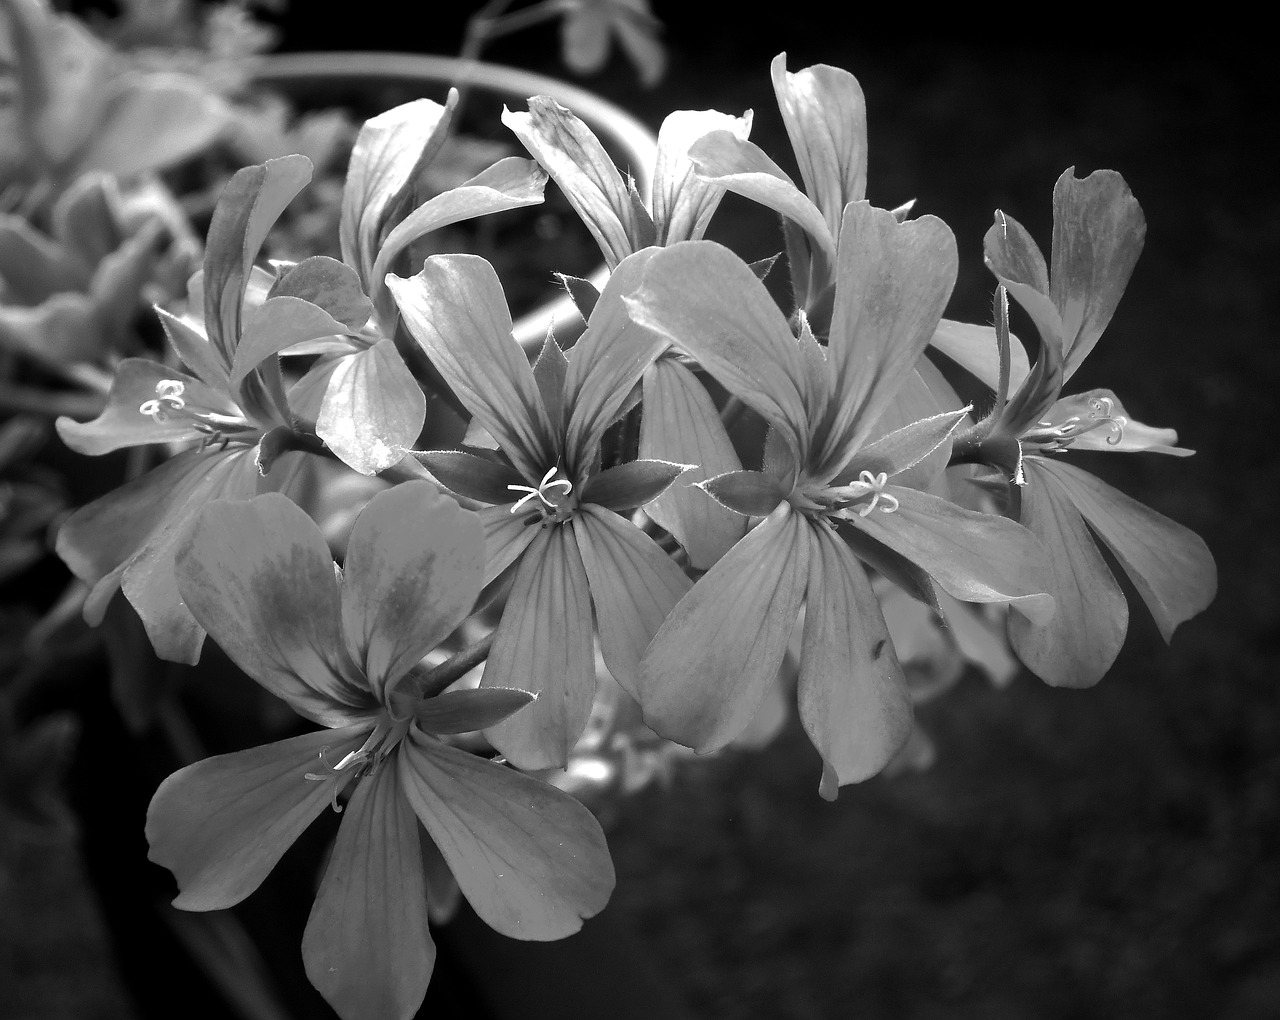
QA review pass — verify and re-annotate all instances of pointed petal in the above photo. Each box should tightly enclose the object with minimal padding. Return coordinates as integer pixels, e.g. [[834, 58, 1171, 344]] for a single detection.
[[638, 357, 747, 568], [341, 96, 454, 283], [625, 241, 810, 459], [848, 486, 1054, 622], [651, 108, 752, 244], [929, 318, 1031, 393], [156, 307, 230, 392], [399, 733, 614, 939], [636, 505, 810, 752], [1007, 457, 1129, 687], [55, 359, 221, 455], [413, 688, 535, 734], [316, 339, 427, 475], [387, 255, 555, 480], [146, 726, 368, 910], [341, 482, 483, 698], [688, 131, 836, 262], [416, 449, 526, 505], [700, 469, 790, 516], [533, 331, 569, 437], [478, 503, 541, 587], [771, 54, 867, 241], [232, 296, 354, 389], [561, 248, 667, 478], [482, 526, 596, 769], [303, 764, 433, 1020], [176, 492, 373, 722], [1031, 457, 1215, 641], [573, 504, 691, 691], [372, 156, 548, 289], [820, 203, 958, 466], [579, 458, 691, 511], [837, 407, 969, 486], [1050, 168, 1146, 378], [503, 97, 639, 269], [799, 525, 912, 799]]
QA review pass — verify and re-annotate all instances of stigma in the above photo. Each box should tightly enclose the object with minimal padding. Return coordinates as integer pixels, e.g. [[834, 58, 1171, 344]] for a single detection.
[[137, 378, 254, 447], [1024, 395, 1128, 452], [827, 470, 900, 519], [508, 465, 575, 522]]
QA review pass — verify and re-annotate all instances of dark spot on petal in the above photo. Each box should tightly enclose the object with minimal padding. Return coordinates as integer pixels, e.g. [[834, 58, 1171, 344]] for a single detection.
[[872, 639, 887, 658]]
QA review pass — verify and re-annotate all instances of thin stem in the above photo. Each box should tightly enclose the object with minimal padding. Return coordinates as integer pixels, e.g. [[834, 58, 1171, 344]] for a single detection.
[[719, 395, 746, 430], [417, 633, 497, 700]]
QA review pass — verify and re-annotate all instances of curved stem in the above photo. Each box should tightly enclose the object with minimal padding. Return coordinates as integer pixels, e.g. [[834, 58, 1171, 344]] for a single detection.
[[416, 633, 497, 700]]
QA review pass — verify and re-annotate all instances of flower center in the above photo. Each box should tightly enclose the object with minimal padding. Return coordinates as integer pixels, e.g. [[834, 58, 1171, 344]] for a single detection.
[[137, 379, 258, 449], [508, 465, 577, 526], [827, 470, 900, 519], [1023, 395, 1128, 452], [302, 715, 411, 811]]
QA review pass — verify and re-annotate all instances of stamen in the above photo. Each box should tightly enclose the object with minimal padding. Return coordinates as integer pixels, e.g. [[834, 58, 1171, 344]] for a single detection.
[[138, 379, 188, 423], [508, 466, 573, 513], [1026, 397, 1128, 452], [828, 470, 899, 519]]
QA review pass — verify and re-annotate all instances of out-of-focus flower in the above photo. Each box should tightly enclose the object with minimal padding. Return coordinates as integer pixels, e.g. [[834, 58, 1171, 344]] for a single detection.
[[559, 0, 666, 87]]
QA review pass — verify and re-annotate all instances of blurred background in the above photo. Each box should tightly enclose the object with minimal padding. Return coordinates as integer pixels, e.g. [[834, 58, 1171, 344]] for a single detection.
[[5, 3, 1275, 1018]]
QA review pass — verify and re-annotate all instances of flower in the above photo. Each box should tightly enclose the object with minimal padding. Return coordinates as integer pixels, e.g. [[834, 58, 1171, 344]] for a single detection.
[[146, 481, 615, 1020], [388, 250, 693, 769], [625, 202, 1053, 799], [53, 155, 345, 662], [558, 0, 666, 87], [946, 168, 1217, 687]]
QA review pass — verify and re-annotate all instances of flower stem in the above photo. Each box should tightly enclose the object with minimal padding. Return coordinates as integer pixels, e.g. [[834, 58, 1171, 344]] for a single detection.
[[417, 633, 497, 700]]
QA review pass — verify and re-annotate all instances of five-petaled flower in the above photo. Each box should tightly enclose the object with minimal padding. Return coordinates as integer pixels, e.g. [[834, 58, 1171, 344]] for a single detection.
[[625, 202, 1053, 799], [146, 481, 614, 1020]]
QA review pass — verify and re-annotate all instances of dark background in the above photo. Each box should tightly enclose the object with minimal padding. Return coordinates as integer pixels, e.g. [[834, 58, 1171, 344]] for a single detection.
[[11, 3, 1278, 1018]]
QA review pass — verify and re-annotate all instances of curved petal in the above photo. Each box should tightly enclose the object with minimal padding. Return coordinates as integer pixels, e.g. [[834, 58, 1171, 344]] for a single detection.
[[638, 357, 747, 568], [1031, 457, 1215, 642], [1007, 457, 1129, 687], [146, 725, 368, 911], [1048, 390, 1193, 456], [231, 296, 354, 390], [799, 523, 912, 799], [303, 763, 433, 1020], [176, 493, 372, 723], [651, 108, 752, 244], [635, 505, 810, 753], [481, 525, 597, 769], [387, 255, 555, 481], [572, 504, 691, 692], [929, 318, 1031, 394], [399, 732, 615, 940], [341, 482, 484, 699]]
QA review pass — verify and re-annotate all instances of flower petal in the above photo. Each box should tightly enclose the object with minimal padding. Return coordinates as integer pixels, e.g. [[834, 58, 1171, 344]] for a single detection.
[[848, 486, 1054, 623], [387, 255, 555, 481], [231, 297, 355, 390], [1049, 390, 1193, 456], [637, 357, 747, 568], [316, 339, 427, 475], [929, 318, 1031, 394], [700, 469, 791, 517], [984, 210, 1065, 359], [626, 241, 811, 460], [651, 108, 752, 244], [819, 202, 958, 469], [341, 481, 483, 698], [1030, 457, 1215, 642], [771, 54, 867, 242], [146, 726, 368, 911], [799, 523, 911, 800], [636, 505, 810, 752], [1007, 457, 1129, 687], [268, 255, 373, 331], [303, 763, 433, 1020], [399, 732, 615, 939], [1050, 168, 1146, 379], [503, 97, 640, 269], [579, 458, 691, 511], [482, 526, 596, 769], [413, 688, 535, 734], [176, 492, 373, 722], [478, 503, 541, 587], [572, 504, 691, 691]]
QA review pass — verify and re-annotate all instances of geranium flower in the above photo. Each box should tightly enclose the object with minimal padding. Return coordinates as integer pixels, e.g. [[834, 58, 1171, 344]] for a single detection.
[[558, 0, 666, 86], [505, 94, 753, 565], [54, 154, 346, 662], [387, 250, 692, 769], [146, 481, 614, 1020], [945, 168, 1216, 687], [625, 203, 1053, 799]]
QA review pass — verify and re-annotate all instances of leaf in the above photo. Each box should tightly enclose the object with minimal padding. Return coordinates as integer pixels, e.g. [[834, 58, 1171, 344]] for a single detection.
[[316, 340, 427, 475], [770, 54, 867, 241], [176, 493, 374, 722], [651, 108, 753, 244], [415, 449, 525, 505], [387, 255, 555, 482], [579, 458, 690, 510], [1007, 457, 1129, 687], [268, 256, 373, 331], [799, 524, 911, 799], [481, 527, 597, 769], [638, 357, 747, 568], [700, 470, 790, 516], [232, 296, 356, 389], [635, 505, 810, 752], [303, 764, 432, 1020], [399, 733, 615, 939], [413, 688, 536, 734], [146, 726, 368, 911], [572, 504, 692, 690], [1032, 457, 1215, 642], [625, 241, 811, 461], [340, 482, 483, 699], [503, 97, 639, 269]]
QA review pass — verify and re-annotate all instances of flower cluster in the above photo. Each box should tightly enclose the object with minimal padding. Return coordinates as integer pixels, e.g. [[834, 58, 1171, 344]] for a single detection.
[[39, 48, 1217, 1020]]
